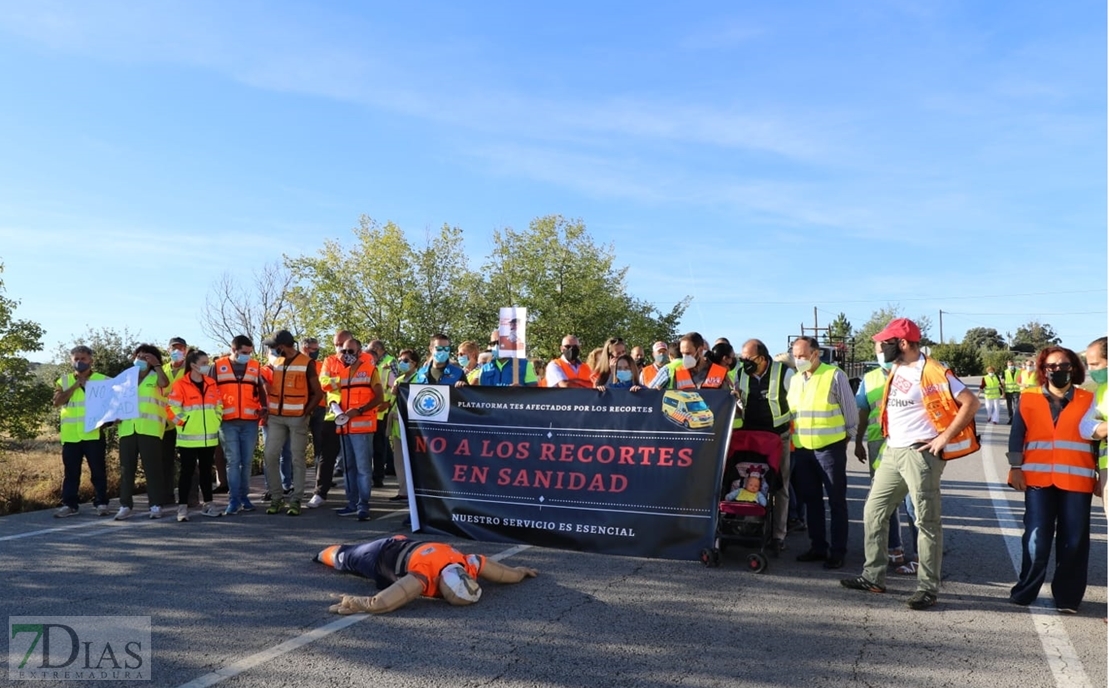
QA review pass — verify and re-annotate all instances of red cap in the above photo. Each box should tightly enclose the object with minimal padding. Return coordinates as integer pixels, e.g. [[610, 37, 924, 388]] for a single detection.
[[872, 318, 921, 343]]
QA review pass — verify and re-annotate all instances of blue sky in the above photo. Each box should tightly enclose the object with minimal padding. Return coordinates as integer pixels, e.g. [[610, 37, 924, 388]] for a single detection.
[[0, 1, 1105, 361]]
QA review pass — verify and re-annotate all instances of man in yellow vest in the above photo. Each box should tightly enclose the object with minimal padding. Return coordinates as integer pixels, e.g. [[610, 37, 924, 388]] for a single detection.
[[162, 336, 191, 507], [52, 345, 109, 517], [787, 336, 857, 570], [1003, 360, 1021, 424], [841, 319, 979, 610], [368, 339, 398, 489]]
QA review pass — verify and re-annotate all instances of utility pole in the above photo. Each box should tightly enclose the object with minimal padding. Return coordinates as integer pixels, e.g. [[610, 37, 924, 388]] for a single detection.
[[939, 310, 944, 343]]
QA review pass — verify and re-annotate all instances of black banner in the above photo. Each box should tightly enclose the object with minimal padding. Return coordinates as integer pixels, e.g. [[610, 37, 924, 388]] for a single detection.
[[397, 384, 735, 560]]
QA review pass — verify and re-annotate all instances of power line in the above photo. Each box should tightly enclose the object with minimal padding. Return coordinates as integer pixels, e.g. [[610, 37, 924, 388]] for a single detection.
[[650, 288, 1107, 306]]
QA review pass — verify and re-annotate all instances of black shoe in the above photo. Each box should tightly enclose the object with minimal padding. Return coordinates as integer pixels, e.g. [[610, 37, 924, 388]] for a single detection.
[[769, 538, 784, 558], [373, 479, 385, 488], [384, 468, 397, 477], [796, 548, 827, 563], [261, 491, 272, 502], [823, 556, 845, 570], [283, 488, 294, 498], [786, 518, 806, 533], [388, 495, 407, 502], [840, 576, 886, 593], [906, 591, 937, 610], [213, 484, 229, 495]]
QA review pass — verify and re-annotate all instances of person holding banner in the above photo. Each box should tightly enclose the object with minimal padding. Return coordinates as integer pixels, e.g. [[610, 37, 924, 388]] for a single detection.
[[591, 336, 628, 388], [606, 354, 639, 389], [640, 341, 669, 387], [116, 345, 171, 520], [545, 335, 593, 388], [166, 350, 225, 521], [318, 535, 538, 614], [412, 334, 469, 386], [478, 329, 537, 386], [388, 349, 420, 501], [644, 333, 728, 390], [52, 346, 110, 518], [456, 340, 483, 385]]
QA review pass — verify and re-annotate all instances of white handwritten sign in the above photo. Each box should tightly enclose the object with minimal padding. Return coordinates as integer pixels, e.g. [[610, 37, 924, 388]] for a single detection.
[[498, 306, 527, 359], [84, 367, 141, 432]]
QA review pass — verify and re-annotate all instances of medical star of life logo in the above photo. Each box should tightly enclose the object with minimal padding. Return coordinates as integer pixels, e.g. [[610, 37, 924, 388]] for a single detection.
[[410, 385, 449, 422]]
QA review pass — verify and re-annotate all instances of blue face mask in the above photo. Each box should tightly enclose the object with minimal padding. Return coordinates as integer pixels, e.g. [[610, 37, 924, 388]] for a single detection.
[[134, 359, 149, 371], [878, 356, 893, 371], [458, 355, 470, 368], [398, 361, 412, 373], [491, 346, 499, 359], [615, 369, 633, 383], [235, 353, 251, 365], [433, 351, 450, 364]]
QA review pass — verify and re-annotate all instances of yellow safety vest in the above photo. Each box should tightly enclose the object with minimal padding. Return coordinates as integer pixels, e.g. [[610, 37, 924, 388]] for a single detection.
[[861, 367, 888, 443], [787, 363, 846, 450], [1019, 368, 1039, 392], [982, 373, 1002, 400], [57, 372, 107, 443], [736, 361, 791, 430], [119, 372, 167, 439], [1003, 368, 1021, 393], [1097, 384, 1107, 471], [162, 362, 187, 429]]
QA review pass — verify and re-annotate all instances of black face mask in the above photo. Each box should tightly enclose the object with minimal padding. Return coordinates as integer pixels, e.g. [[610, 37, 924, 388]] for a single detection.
[[308, 350, 320, 360], [635, 357, 646, 368], [563, 345, 580, 362], [740, 358, 757, 375], [1048, 370, 1069, 388], [881, 340, 900, 363]]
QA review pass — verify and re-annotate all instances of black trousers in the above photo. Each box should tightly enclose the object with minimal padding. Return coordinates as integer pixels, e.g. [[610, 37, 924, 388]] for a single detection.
[[314, 419, 341, 498], [178, 446, 215, 505]]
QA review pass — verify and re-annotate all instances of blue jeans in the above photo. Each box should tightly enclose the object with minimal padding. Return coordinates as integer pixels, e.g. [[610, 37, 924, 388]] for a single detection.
[[61, 439, 108, 509], [260, 425, 293, 491], [339, 432, 374, 511], [1010, 485, 1092, 610], [791, 439, 849, 558], [219, 420, 259, 506]]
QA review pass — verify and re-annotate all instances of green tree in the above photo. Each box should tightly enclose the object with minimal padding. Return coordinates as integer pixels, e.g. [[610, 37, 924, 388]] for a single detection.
[[824, 312, 852, 345], [981, 349, 1014, 374], [929, 342, 983, 376], [481, 215, 688, 359], [852, 305, 933, 361], [962, 327, 1006, 350], [1012, 320, 1061, 353], [0, 263, 52, 439]]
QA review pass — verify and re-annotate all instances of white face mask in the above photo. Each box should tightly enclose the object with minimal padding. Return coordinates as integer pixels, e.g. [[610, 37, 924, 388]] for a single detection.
[[682, 354, 697, 370], [795, 356, 812, 374]]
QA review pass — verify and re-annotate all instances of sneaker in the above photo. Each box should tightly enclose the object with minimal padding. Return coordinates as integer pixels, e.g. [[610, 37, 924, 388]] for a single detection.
[[95, 504, 110, 517], [388, 494, 407, 502], [796, 548, 827, 563], [1056, 606, 1078, 614], [357, 510, 370, 521], [266, 499, 286, 515], [906, 591, 937, 610], [149, 506, 164, 519], [283, 488, 295, 499], [54, 506, 79, 518], [286, 500, 302, 516], [307, 494, 325, 509], [201, 503, 223, 518], [240, 500, 256, 512], [114, 507, 133, 521], [177, 505, 189, 522], [823, 556, 845, 570], [888, 548, 905, 566], [223, 503, 242, 516], [213, 484, 230, 494], [840, 576, 886, 593], [336, 506, 358, 517], [261, 491, 272, 502]]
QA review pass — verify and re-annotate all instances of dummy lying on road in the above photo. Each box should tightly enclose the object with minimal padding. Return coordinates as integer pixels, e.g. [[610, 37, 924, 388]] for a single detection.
[[316, 534, 539, 614]]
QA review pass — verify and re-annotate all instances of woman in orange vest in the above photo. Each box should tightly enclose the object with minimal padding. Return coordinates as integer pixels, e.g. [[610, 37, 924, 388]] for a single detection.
[[166, 349, 224, 521], [1007, 346, 1102, 613]]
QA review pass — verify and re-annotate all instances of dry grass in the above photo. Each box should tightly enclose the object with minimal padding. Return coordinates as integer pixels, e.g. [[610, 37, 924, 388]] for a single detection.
[[0, 431, 129, 516]]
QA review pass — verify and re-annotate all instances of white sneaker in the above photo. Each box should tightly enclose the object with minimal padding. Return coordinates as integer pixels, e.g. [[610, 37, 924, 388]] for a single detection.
[[114, 507, 133, 521], [95, 504, 110, 517], [176, 505, 189, 522], [306, 494, 325, 509], [149, 506, 164, 519], [54, 506, 78, 518], [200, 503, 223, 518]]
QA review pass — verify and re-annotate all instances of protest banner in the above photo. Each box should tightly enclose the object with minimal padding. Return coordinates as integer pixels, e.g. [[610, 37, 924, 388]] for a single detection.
[[398, 384, 735, 560], [497, 306, 526, 358], [83, 367, 141, 432]]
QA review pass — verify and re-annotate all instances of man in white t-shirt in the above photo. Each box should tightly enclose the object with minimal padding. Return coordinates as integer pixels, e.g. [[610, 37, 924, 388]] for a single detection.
[[841, 318, 979, 610]]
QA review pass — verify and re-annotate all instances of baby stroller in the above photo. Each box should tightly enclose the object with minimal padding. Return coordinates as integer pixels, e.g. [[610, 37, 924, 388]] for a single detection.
[[700, 428, 783, 573]]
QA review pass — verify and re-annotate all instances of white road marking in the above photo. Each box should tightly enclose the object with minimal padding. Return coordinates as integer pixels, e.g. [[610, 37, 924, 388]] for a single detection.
[[981, 428, 1091, 688], [173, 543, 532, 688]]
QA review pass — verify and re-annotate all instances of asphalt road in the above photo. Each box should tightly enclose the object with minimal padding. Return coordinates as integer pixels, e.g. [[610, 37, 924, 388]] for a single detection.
[[2, 402, 1106, 688]]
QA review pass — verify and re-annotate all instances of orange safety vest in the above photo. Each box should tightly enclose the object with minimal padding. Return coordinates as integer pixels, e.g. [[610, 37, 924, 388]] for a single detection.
[[878, 357, 980, 460], [268, 352, 310, 417], [212, 356, 263, 421], [405, 541, 486, 597], [551, 359, 593, 388], [673, 363, 729, 390], [642, 363, 666, 387], [323, 353, 379, 434], [1018, 388, 1098, 493]]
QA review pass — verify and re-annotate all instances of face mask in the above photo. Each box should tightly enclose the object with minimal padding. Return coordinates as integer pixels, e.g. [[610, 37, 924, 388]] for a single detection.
[[398, 360, 412, 373], [877, 355, 893, 371], [491, 346, 499, 358], [654, 352, 666, 364], [682, 354, 697, 370], [563, 345, 580, 362], [308, 350, 320, 360], [1048, 370, 1069, 388], [458, 355, 470, 368], [341, 352, 357, 366], [740, 358, 757, 376], [134, 359, 149, 371], [235, 353, 251, 365], [170, 349, 185, 363], [880, 341, 900, 363], [433, 351, 450, 364], [1007, 365, 1015, 371], [1091, 368, 1108, 385], [615, 369, 633, 383], [73, 361, 91, 373], [795, 356, 812, 374], [636, 357, 646, 368], [197, 364, 212, 376], [268, 352, 281, 364]]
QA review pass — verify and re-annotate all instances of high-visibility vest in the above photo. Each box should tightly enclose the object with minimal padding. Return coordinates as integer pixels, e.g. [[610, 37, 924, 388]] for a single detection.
[[736, 361, 791, 430], [377, 354, 398, 420], [641, 363, 667, 387], [672, 363, 729, 390], [212, 357, 263, 421], [162, 362, 188, 429], [268, 352, 310, 417], [1018, 387, 1098, 492], [119, 372, 167, 439], [1019, 368, 1040, 392], [861, 366, 888, 442], [1096, 383, 1107, 471], [550, 359, 593, 388], [787, 363, 847, 450], [982, 373, 1003, 400], [466, 367, 482, 385], [405, 541, 486, 598], [1003, 368, 1021, 393], [878, 357, 980, 460], [333, 355, 379, 435], [166, 375, 223, 448], [57, 372, 107, 443]]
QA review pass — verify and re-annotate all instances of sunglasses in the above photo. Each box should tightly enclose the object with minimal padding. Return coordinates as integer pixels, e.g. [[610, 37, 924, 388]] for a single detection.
[[341, 349, 359, 354], [435, 346, 452, 352], [1044, 363, 1072, 372], [489, 341, 499, 346], [399, 358, 414, 364]]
